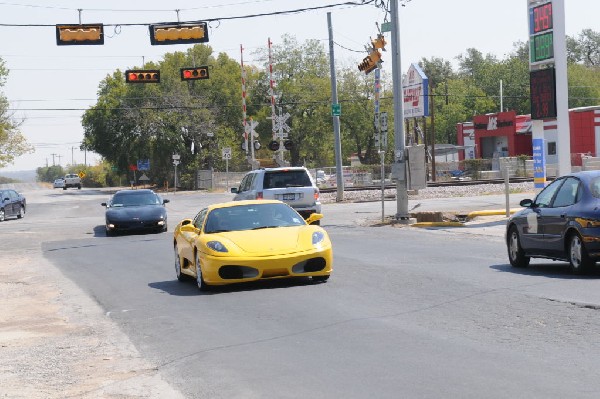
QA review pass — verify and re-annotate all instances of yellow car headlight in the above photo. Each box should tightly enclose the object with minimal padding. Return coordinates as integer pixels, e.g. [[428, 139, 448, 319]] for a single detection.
[[207, 240, 228, 252], [312, 231, 325, 246]]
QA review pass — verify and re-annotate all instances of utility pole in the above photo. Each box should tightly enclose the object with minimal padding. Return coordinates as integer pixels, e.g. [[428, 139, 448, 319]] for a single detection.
[[51, 153, 57, 166], [390, 0, 409, 220], [71, 146, 75, 165], [328, 12, 344, 202], [57, 154, 63, 166]]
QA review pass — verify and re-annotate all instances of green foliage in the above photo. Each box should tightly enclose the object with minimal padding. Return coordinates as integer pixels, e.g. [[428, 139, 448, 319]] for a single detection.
[[36, 165, 65, 183], [0, 57, 34, 168], [464, 158, 485, 179]]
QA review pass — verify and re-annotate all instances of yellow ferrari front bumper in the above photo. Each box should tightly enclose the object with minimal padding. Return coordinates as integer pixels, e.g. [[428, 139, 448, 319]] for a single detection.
[[198, 246, 333, 286]]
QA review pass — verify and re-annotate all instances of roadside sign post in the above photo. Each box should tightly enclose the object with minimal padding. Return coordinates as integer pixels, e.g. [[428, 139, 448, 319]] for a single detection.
[[222, 147, 232, 191], [172, 154, 180, 193]]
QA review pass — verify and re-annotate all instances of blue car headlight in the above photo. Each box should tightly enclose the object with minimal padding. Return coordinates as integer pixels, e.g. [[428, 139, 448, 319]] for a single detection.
[[207, 241, 228, 252], [312, 231, 325, 246]]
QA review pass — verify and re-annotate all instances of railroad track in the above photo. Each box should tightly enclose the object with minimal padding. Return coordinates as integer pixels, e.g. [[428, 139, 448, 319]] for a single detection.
[[319, 177, 534, 193]]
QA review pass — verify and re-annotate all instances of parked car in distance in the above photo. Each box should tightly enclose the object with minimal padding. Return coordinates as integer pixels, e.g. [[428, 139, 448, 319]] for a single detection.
[[506, 170, 600, 274], [63, 173, 81, 190], [101, 189, 169, 236], [0, 189, 26, 222], [231, 167, 321, 221], [173, 200, 332, 291], [53, 178, 65, 189]]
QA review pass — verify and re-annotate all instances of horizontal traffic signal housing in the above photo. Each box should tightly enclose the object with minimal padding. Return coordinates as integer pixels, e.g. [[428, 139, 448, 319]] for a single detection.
[[125, 70, 160, 84], [56, 24, 104, 45], [150, 22, 209, 45], [181, 66, 209, 81]]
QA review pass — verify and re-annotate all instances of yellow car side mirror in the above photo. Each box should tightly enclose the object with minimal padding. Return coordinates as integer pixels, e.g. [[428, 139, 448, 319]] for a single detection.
[[305, 213, 323, 225]]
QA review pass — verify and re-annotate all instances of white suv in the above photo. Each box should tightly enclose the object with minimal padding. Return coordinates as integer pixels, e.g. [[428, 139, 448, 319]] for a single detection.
[[231, 167, 322, 219]]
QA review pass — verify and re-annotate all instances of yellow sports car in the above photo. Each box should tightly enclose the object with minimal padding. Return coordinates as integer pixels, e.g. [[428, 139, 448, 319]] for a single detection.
[[173, 200, 333, 290]]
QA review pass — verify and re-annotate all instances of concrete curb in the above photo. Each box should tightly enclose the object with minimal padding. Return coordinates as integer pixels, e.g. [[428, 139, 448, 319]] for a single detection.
[[410, 208, 521, 228], [465, 208, 520, 220]]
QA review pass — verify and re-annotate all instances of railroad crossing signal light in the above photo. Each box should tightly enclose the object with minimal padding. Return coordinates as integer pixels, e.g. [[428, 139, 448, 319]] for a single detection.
[[284, 140, 294, 150], [149, 22, 209, 45], [56, 24, 104, 45], [181, 66, 209, 81], [268, 140, 280, 151], [125, 70, 160, 84]]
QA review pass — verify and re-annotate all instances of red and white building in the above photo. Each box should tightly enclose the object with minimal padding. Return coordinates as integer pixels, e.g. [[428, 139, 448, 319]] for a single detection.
[[457, 106, 600, 167]]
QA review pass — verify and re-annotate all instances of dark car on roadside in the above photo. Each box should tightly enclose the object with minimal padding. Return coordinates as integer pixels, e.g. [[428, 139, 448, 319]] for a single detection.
[[0, 189, 26, 222], [506, 170, 600, 274], [101, 189, 169, 236]]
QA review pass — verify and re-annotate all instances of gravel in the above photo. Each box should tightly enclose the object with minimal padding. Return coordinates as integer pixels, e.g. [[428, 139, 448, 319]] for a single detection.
[[320, 181, 536, 203]]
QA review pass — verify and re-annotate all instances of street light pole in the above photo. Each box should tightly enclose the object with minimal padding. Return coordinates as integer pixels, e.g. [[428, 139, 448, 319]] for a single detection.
[[390, 0, 409, 220]]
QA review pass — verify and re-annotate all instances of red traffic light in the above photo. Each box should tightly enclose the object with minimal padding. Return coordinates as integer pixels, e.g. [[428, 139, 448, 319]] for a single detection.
[[125, 70, 160, 83], [180, 67, 209, 81]]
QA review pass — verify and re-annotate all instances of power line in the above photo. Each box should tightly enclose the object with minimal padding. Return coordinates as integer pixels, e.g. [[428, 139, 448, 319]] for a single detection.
[[0, 1, 375, 27]]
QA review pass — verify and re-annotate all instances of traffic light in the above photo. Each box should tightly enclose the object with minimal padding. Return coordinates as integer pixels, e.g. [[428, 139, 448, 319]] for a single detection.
[[56, 24, 104, 45], [371, 34, 386, 50], [358, 33, 386, 74], [125, 70, 160, 84], [149, 23, 209, 45], [268, 140, 280, 151], [284, 140, 294, 150], [358, 51, 380, 74], [181, 66, 209, 81]]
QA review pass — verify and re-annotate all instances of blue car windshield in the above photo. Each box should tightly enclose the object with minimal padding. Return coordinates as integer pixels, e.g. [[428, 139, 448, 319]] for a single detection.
[[204, 203, 305, 233], [111, 193, 161, 207]]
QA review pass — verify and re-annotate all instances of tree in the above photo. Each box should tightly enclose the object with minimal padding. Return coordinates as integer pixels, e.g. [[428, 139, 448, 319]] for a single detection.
[[0, 57, 33, 168]]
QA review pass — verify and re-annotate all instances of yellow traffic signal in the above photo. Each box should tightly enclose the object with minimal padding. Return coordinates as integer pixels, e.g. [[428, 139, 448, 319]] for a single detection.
[[56, 24, 104, 46], [358, 33, 386, 74], [150, 23, 209, 45], [358, 50, 381, 74], [125, 70, 160, 84], [371, 34, 386, 50], [181, 66, 209, 81]]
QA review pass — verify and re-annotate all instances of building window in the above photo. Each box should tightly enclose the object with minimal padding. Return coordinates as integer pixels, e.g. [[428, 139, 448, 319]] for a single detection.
[[548, 142, 557, 155]]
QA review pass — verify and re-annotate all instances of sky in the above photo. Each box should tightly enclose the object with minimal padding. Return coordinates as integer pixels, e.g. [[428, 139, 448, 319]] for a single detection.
[[0, 0, 598, 173]]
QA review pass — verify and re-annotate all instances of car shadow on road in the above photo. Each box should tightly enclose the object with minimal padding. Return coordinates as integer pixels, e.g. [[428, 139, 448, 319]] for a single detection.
[[149, 277, 318, 296], [92, 225, 167, 238], [491, 263, 600, 279]]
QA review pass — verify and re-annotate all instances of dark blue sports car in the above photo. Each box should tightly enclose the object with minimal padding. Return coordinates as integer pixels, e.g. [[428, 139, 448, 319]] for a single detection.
[[101, 189, 169, 236], [506, 171, 600, 274]]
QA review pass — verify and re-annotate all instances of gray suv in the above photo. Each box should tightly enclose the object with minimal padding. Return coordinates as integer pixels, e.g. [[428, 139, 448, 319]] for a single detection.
[[231, 167, 322, 219]]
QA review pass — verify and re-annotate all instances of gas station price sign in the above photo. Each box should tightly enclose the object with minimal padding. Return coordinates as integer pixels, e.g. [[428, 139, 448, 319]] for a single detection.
[[530, 2, 552, 34], [531, 32, 554, 63], [530, 68, 557, 120], [529, 2, 554, 65]]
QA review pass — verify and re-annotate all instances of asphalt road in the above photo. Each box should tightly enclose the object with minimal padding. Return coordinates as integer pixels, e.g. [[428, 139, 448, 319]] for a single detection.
[[5, 185, 600, 398]]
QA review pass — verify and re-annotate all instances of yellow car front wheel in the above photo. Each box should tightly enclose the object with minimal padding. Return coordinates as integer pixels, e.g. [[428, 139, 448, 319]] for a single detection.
[[195, 252, 209, 291]]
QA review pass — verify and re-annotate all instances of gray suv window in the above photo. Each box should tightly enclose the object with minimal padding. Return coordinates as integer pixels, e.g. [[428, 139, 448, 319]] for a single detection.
[[263, 171, 312, 189]]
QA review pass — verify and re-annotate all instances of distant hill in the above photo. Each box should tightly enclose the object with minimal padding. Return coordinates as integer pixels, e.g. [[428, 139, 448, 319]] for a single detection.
[[0, 170, 37, 183]]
